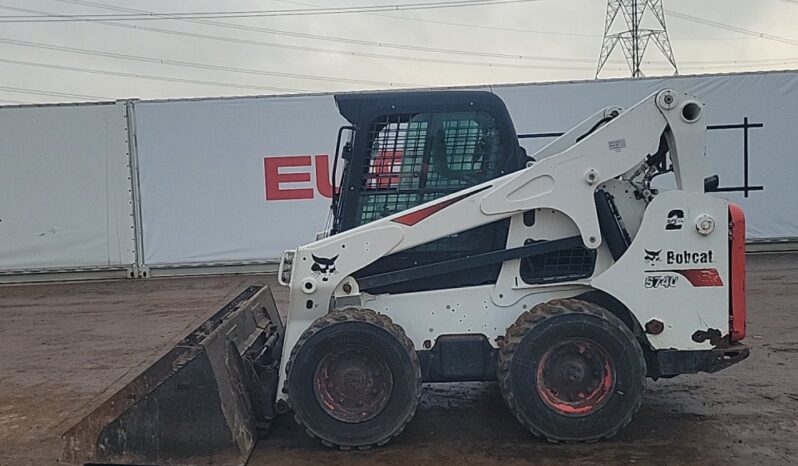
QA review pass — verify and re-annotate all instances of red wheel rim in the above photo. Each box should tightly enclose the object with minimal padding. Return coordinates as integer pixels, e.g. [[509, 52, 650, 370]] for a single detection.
[[313, 344, 393, 423], [535, 337, 614, 416]]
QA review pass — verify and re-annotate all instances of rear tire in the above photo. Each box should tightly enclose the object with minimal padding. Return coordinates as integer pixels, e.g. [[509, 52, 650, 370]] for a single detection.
[[285, 308, 421, 449], [498, 298, 645, 442]]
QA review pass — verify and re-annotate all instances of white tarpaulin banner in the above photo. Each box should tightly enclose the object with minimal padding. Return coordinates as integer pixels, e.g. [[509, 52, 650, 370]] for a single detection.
[[492, 72, 797, 240], [106, 72, 798, 265], [134, 95, 346, 266], [132, 71, 798, 266], [0, 102, 136, 272], [4, 71, 793, 275]]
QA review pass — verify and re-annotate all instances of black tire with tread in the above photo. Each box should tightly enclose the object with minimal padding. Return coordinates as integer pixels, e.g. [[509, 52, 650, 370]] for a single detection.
[[285, 308, 421, 450], [498, 298, 646, 443]]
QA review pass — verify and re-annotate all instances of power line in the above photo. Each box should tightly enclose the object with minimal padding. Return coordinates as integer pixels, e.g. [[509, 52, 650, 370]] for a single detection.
[[5, 1, 505, 18], [0, 5, 599, 71], [273, 0, 784, 41], [273, 0, 599, 38], [0, 0, 538, 22], [642, 56, 798, 67], [275, 0, 778, 42], [667, 9, 798, 47], [59, 0, 758, 77], [679, 56, 798, 65], [0, 37, 425, 87], [50, 0, 595, 65], [0, 97, 34, 104], [667, 60, 798, 70], [19, 2, 784, 73], [0, 57, 309, 93], [1, 1, 784, 97], [0, 85, 109, 99]]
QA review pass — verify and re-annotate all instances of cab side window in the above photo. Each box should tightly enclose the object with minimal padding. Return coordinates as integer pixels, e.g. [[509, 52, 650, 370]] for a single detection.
[[356, 111, 502, 226]]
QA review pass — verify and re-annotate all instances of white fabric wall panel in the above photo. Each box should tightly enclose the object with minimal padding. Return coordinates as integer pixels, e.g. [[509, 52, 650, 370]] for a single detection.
[[134, 95, 346, 265], [4, 71, 794, 274], [0, 102, 135, 271], [493, 71, 798, 240], [134, 72, 798, 267]]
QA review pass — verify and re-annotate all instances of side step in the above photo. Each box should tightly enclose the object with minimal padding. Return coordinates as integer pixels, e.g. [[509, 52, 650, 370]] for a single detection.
[[61, 285, 284, 466]]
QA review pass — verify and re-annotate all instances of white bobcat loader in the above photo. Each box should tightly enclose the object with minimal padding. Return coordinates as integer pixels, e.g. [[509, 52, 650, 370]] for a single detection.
[[62, 88, 749, 465]]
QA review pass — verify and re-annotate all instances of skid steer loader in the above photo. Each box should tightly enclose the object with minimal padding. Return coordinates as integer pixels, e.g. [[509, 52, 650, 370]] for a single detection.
[[63, 88, 749, 465]]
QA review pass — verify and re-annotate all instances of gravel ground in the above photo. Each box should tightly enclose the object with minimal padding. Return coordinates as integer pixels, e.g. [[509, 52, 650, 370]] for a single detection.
[[1, 253, 796, 465]]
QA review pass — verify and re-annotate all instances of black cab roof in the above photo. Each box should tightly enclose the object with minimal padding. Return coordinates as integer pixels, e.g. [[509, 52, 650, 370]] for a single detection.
[[334, 90, 516, 138]]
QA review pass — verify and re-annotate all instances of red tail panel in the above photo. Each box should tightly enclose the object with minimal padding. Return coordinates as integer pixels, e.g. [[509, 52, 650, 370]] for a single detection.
[[729, 203, 746, 341]]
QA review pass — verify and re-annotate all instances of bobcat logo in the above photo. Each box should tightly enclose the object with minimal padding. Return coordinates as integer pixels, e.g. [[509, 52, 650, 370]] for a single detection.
[[311, 254, 338, 282], [644, 249, 662, 266]]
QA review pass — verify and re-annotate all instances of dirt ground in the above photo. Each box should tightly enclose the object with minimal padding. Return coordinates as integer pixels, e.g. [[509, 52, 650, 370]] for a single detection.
[[1, 253, 797, 465]]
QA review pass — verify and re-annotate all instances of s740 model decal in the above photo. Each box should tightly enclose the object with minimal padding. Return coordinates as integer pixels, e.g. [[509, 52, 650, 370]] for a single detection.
[[644, 268, 723, 287], [644, 275, 678, 288]]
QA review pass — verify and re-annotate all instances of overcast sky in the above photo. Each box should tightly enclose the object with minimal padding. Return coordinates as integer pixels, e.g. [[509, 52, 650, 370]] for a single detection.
[[0, 0, 796, 104]]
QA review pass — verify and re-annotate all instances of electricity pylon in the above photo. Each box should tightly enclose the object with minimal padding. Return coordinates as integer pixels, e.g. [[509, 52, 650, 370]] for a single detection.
[[596, 0, 678, 78]]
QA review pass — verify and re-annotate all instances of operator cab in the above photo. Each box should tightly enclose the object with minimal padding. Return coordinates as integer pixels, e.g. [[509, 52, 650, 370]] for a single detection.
[[330, 91, 527, 292], [332, 90, 525, 231]]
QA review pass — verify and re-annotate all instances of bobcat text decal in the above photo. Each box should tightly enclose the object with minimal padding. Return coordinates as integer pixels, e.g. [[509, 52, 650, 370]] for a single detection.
[[667, 250, 714, 265], [644, 249, 714, 266]]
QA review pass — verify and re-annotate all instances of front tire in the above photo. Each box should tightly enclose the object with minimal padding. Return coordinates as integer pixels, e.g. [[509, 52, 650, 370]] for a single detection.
[[285, 308, 421, 449], [498, 299, 646, 442]]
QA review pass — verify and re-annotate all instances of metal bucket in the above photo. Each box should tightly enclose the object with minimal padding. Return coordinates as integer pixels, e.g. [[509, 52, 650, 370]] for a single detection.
[[61, 285, 284, 466]]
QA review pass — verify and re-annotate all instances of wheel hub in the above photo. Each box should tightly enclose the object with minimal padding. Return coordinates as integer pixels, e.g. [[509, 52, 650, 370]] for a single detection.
[[313, 345, 393, 423], [560, 356, 588, 383], [536, 337, 614, 416]]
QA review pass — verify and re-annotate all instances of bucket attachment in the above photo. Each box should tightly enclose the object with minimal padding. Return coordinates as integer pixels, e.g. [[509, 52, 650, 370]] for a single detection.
[[61, 285, 284, 466]]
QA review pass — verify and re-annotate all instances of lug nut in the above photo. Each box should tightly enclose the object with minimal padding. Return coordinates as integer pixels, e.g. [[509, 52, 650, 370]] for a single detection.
[[645, 319, 665, 335]]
